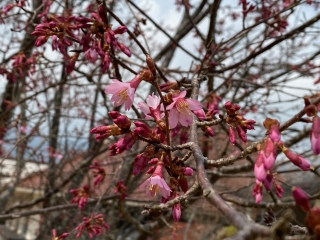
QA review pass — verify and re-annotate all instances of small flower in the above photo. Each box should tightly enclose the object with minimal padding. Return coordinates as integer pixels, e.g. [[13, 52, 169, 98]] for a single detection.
[[105, 75, 142, 111], [292, 187, 311, 212], [105, 80, 135, 111], [70, 185, 90, 210], [311, 115, 320, 155], [167, 91, 203, 129], [138, 93, 164, 120], [139, 161, 171, 198]]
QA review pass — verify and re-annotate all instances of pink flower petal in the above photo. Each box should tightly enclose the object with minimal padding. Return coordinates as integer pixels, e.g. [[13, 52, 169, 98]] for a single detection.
[[169, 108, 179, 129]]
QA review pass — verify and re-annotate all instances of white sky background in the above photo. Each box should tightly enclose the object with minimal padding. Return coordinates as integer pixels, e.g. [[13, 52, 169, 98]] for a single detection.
[[0, 0, 320, 163]]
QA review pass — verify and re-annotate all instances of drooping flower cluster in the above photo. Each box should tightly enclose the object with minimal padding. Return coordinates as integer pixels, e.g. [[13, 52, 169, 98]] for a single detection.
[[114, 180, 128, 200], [70, 185, 90, 210], [0, 52, 39, 82], [139, 160, 171, 199], [74, 213, 110, 238], [224, 101, 255, 144], [252, 137, 283, 203], [90, 161, 106, 187], [31, 5, 131, 73]]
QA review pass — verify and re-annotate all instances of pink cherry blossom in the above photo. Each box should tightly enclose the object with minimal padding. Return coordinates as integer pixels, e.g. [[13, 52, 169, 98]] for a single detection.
[[139, 161, 171, 198], [138, 93, 164, 120], [105, 75, 142, 111], [105, 80, 135, 111], [167, 91, 203, 129]]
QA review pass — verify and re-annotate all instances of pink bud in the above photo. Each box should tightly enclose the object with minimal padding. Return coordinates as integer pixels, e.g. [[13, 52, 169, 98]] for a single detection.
[[275, 183, 284, 198], [236, 125, 247, 143], [204, 126, 214, 137], [292, 187, 311, 212], [263, 171, 273, 191], [114, 115, 131, 129], [252, 180, 263, 204], [229, 126, 236, 145], [254, 152, 267, 181], [193, 109, 205, 120], [109, 111, 121, 119], [182, 167, 194, 176], [282, 147, 311, 171], [263, 138, 277, 170], [224, 101, 232, 109], [118, 42, 131, 57], [172, 203, 181, 222], [269, 124, 281, 142], [113, 26, 127, 35]]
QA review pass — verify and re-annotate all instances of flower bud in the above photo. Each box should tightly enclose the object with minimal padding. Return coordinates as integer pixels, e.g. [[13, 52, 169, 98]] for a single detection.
[[254, 152, 267, 181], [181, 167, 194, 176], [282, 147, 311, 171], [292, 187, 311, 212]]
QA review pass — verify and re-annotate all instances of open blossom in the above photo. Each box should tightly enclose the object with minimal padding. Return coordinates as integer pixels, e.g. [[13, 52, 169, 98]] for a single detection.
[[167, 91, 203, 129], [105, 75, 142, 111], [311, 115, 320, 155], [138, 93, 164, 120], [139, 161, 171, 198]]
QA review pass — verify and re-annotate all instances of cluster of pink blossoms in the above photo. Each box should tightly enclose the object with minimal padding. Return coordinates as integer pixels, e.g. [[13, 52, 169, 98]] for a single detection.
[[31, 5, 131, 74], [252, 113, 317, 203]]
